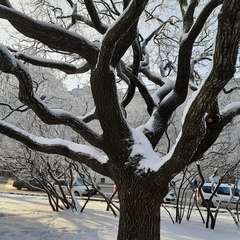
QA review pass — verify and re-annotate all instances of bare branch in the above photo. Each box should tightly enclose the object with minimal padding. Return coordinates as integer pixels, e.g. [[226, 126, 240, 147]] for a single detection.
[[223, 86, 240, 94], [0, 103, 29, 120]]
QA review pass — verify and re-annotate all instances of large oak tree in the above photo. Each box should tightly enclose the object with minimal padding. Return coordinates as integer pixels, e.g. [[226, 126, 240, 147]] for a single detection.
[[0, 0, 240, 239]]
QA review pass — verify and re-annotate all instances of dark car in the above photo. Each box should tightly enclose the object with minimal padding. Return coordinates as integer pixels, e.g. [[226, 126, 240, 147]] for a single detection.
[[12, 178, 43, 191], [0, 176, 7, 183]]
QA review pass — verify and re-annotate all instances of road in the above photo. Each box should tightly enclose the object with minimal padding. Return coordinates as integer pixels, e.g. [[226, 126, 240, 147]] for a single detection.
[[0, 181, 193, 204], [0, 181, 116, 199]]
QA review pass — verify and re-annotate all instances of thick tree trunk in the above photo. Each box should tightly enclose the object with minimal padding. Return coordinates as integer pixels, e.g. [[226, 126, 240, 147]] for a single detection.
[[117, 184, 164, 240]]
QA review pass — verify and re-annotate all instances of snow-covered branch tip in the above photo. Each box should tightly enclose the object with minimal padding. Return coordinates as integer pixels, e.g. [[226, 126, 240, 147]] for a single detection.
[[0, 120, 108, 165]]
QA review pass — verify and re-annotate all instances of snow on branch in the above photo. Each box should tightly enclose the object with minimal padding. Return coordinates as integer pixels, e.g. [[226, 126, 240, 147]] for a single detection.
[[151, 80, 175, 105], [0, 5, 99, 66], [220, 102, 240, 118], [0, 44, 103, 149], [15, 53, 90, 74], [0, 120, 108, 165], [130, 128, 162, 173]]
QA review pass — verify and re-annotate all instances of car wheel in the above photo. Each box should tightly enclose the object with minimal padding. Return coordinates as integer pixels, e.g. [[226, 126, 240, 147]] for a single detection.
[[17, 186, 21, 190], [74, 191, 80, 196]]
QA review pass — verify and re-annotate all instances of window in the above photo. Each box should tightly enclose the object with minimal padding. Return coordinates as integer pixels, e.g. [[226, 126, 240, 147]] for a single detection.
[[232, 188, 240, 197], [217, 187, 230, 195], [54, 180, 68, 186], [202, 186, 212, 193]]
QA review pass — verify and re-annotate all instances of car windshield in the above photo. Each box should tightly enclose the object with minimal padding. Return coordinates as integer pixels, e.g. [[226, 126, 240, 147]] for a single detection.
[[77, 178, 93, 185], [74, 182, 83, 186]]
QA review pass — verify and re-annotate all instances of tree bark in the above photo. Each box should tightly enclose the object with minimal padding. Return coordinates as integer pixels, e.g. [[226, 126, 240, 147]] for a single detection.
[[116, 178, 166, 240], [118, 193, 162, 240]]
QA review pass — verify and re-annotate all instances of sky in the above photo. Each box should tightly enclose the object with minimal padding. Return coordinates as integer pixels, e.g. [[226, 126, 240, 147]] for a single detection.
[[0, 188, 240, 240], [0, 20, 11, 41]]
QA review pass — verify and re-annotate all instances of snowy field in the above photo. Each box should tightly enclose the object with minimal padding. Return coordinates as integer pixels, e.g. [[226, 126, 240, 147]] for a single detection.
[[0, 192, 240, 240]]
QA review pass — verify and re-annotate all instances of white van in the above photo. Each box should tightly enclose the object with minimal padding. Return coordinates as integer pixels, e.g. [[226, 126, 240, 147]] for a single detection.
[[198, 183, 240, 208]]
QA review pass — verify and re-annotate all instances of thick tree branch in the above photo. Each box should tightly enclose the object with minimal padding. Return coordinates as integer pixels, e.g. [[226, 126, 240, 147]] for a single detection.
[[123, 65, 156, 115], [99, 0, 148, 67], [175, 0, 222, 97], [179, 0, 199, 33], [84, 0, 108, 34], [0, 44, 103, 149], [187, 0, 222, 42], [0, 121, 110, 176], [140, 68, 165, 86], [118, 39, 141, 109], [81, 107, 98, 123], [160, 0, 240, 177], [139, 24, 167, 86], [118, 61, 136, 109], [144, 0, 222, 147], [0, 5, 99, 66], [0, 0, 12, 8], [90, 0, 149, 145], [15, 53, 90, 74], [71, 13, 96, 29], [191, 102, 240, 163]]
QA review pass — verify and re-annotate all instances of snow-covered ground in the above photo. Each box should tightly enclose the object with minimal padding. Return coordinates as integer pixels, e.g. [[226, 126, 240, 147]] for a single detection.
[[0, 192, 239, 240]]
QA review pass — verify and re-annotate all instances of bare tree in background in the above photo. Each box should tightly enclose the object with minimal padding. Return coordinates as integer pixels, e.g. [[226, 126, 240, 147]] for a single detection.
[[0, 1, 240, 239]]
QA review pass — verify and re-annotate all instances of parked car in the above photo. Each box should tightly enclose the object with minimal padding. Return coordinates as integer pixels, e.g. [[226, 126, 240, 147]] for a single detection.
[[77, 178, 101, 194], [197, 183, 240, 208], [0, 176, 7, 183], [12, 178, 43, 191], [53, 180, 95, 196], [163, 191, 176, 204]]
